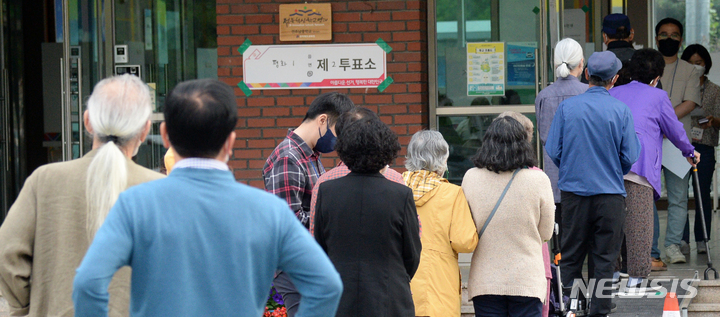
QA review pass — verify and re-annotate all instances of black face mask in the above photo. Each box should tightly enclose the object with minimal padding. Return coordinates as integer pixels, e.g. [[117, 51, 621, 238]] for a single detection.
[[658, 38, 681, 57]]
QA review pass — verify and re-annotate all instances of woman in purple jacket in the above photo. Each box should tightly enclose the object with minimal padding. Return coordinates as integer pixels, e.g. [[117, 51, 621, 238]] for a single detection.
[[609, 48, 699, 291]]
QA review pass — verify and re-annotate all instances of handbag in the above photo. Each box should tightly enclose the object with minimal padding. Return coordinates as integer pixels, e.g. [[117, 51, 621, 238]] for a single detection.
[[477, 168, 520, 239]]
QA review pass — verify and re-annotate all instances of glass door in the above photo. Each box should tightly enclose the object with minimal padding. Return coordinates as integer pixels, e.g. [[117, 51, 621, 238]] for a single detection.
[[0, 0, 9, 220], [58, 0, 111, 161], [430, 0, 610, 183], [114, 0, 218, 172], [431, 0, 546, 184], [51, 0, 218, 173]]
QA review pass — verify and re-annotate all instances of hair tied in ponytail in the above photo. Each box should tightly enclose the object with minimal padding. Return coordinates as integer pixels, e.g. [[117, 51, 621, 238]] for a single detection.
[[553, 38, 584, 79], [106, 135, 119, 144]]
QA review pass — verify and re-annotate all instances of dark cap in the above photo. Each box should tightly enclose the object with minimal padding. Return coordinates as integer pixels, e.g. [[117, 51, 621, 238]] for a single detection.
[[587, 51, 622, 81], [602, 13, 631, 35]]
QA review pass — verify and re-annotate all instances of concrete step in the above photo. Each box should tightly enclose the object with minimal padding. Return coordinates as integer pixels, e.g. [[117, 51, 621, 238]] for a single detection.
[[692, 280, 720, 304], [687, 303, 720, 316]]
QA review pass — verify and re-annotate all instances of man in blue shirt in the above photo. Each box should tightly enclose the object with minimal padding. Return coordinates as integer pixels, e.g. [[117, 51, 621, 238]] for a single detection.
[[546, 51, 641, 317], [73, 79, 343, 317]]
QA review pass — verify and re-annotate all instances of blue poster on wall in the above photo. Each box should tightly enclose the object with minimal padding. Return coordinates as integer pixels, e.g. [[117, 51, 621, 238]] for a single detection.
[[507, 42, 536, 87]]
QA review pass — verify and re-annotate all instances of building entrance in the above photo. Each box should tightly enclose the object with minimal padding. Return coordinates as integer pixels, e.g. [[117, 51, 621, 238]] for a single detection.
[[0, 0, 217, 220]]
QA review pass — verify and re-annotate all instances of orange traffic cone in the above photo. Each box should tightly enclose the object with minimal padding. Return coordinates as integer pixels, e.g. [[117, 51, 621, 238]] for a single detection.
[[662, 292, 681, 317]]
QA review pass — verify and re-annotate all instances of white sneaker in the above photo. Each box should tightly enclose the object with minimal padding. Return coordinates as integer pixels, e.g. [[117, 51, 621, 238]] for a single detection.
[[665, 244, 687, 264], [617, 278, 663, 297], [680, 240, 690, 255], [613, 271, 621, 283]]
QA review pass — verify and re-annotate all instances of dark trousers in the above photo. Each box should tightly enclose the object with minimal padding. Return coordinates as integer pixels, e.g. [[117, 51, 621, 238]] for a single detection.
[[683, 143, 715, 243], [560, 192, 626, 316], [551, 203, 563, 251], [273, 272, 300, 317], [472, 295, 542, 317]]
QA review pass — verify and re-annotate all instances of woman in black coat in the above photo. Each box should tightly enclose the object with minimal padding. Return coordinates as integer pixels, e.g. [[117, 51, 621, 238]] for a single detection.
[[313, 112, 422, 317]]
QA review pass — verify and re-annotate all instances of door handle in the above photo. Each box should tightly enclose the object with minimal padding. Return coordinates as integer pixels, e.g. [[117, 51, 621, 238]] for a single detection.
[[77, 57, 83, 155], [534, 48, 539, 97], [60, 58, 67, 160], [2, 69, 9, 172]]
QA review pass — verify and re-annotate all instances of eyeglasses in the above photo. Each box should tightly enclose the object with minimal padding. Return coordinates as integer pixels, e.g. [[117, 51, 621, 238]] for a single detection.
[[657, 32, 681, 40]]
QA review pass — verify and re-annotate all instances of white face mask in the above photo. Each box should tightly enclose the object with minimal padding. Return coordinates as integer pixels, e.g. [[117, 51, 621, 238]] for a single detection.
[[694, 64, 706, 76]]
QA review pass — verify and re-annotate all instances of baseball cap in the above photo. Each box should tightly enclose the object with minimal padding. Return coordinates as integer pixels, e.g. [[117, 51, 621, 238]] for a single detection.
[[587, 51, 622, 81], [602, 14, 631, 35]]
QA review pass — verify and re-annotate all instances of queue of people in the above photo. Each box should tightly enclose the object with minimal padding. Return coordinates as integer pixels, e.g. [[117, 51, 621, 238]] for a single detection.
[[535, 12, 717, 317], [0, 73, 549, 317]]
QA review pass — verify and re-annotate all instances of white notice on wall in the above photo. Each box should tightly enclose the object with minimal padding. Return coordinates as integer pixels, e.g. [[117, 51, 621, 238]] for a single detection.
[[243, 44, 387, 89], [467, 42, 505, 96], [564, 9, 586, 44]]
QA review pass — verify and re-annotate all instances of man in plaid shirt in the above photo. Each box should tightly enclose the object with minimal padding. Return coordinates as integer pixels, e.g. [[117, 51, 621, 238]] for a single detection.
[[262, 92, 354, 317]]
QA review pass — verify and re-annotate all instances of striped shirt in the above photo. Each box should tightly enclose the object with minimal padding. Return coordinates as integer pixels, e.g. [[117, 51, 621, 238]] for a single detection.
[[263, 130, 324, 228], [173, 157, 229, 171]]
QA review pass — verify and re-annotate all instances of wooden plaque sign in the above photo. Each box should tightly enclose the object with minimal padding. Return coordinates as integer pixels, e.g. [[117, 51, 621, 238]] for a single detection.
[[279, 3, 332, 41]]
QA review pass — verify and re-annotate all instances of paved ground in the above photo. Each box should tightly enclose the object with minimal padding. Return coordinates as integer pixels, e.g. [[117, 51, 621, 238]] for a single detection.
[[611, 207, 720, 316], [577, 207, 719, 316]]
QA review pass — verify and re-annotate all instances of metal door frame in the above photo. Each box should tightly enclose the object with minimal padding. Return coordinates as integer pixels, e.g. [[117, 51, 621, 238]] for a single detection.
[[0, 0, 9, 218], [60, 0, 115, 161]]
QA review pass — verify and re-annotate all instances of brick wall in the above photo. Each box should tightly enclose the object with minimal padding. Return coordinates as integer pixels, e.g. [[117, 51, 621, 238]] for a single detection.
[[216, 0, 429, 188]]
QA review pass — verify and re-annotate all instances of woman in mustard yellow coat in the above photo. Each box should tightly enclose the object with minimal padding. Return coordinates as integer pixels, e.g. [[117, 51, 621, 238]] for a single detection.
[[403, 130, 479, 317]]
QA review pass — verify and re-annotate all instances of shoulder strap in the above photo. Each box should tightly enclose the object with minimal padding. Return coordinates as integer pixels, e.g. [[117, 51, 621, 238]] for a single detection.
[[478, 168, 521, 239]]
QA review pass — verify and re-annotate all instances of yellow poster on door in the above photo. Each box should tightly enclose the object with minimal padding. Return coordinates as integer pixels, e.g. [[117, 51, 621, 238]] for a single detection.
[[467, 42, 505, 96]]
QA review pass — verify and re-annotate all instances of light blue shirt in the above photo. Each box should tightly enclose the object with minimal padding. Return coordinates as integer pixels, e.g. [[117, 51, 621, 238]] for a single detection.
[[545, 86, 641, 197], [535, 75, 589, 202], [73, 168, 343, 317]]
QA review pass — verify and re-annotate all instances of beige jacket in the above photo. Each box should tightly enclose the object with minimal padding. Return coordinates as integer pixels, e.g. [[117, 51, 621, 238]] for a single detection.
[[461, 168, 554, 302], [0, 150, 164, 316]]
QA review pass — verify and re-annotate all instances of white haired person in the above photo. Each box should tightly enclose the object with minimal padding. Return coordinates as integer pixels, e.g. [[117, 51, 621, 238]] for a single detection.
[[534, 38, 587, 241], [0, 75, 163, 316], [404, 130, 478, 317]]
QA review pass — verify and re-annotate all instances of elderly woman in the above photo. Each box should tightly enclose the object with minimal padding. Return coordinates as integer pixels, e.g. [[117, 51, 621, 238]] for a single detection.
[[535, 38, 587, 240], [314, 115, 421, 317], [609, 48, 698, 288], [462, 116, 554, 317], [403, 130, 478, 317], [0, 75, 163, 316]]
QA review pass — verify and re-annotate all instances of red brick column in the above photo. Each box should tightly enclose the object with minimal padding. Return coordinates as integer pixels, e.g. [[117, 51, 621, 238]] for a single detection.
[[216, 0, 429, 188]]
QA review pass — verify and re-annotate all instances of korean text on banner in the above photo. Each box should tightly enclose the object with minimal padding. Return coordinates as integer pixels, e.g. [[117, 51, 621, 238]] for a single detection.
[[507, 42, 537, 87], [467, 42, 505, 96], [242, 44, 387, 89]]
